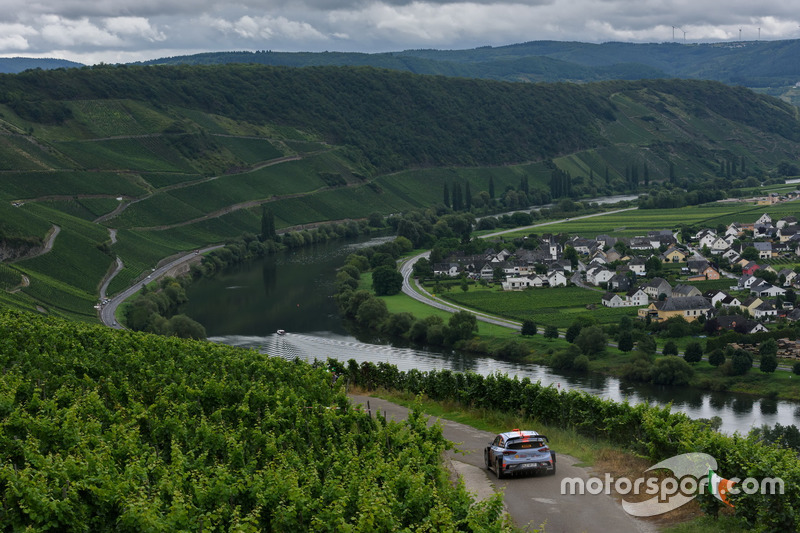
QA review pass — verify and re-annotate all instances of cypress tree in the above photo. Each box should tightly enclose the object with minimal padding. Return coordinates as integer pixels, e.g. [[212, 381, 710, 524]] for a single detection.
[[443, 182, 451, 208], [489, 176, 495, 199], [261, 205, 276, 241], [465, 181, 472, 210]]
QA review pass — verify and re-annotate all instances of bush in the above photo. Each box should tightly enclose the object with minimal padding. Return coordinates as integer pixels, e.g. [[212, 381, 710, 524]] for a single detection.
[[662, 340, 678, 356], [793, 362, 800, 375], [492, 339, 529, 359], [651, 356, 694, 386], [544, 325, 559, 339], [572, 354, 590, 373], [760, 353, 778, 373]]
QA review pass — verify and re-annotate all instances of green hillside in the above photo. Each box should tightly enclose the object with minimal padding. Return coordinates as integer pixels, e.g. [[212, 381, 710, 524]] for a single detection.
[[0, 310, 503, 530], [0, 64, 799, 319]]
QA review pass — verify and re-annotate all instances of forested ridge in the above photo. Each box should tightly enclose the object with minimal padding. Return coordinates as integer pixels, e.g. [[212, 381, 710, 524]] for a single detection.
[[2, 64, 799, 172], [139, 39, 800, 88]]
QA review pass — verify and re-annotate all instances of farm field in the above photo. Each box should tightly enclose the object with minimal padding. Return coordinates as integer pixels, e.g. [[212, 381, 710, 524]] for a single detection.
[[442, 285, 638, 328], [503, 201, 800, 239]]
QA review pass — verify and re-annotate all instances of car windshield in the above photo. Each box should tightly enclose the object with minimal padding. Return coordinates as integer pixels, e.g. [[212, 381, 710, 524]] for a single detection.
[[507, 439, 544, 450]]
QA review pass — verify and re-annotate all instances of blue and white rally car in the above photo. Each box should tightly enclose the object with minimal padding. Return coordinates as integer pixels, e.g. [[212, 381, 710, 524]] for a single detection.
[[484, 429, 556, 479]]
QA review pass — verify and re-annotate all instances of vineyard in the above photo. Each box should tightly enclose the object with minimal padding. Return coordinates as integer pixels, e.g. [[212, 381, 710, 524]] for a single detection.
[[443, 286, 638, 328], [0, 310, 507, 531]]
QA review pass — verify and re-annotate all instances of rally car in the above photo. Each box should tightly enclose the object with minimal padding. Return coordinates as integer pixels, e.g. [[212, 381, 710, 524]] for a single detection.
[[484, 429, 556, 479]]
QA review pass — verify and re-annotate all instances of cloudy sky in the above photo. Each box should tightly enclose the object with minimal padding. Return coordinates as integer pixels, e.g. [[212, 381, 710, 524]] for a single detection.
[[1, 0, 799, 64]]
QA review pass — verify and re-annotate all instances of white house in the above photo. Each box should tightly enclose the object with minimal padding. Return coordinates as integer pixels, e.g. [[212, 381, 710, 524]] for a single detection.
[[755, 213, 773, 225], [601, 293, 625, 308], [753, 301, 778, 320], [628, 257, 647, 275], [586, 267, 614, 286], [709, 237, 730, 254], [547, 271, 568, 287], [627, 288, 649, 306], [502, 277, 534, 291], [698, 231, 718, 249]]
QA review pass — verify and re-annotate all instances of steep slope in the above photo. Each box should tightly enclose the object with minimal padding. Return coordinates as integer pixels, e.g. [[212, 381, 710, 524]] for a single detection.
[[0, 64, 798, 320]]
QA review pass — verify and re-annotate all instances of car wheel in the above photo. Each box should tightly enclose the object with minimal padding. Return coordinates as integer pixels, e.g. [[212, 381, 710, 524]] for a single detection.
[[496, 458, 504, 479], [484, 449, 491, 470], [549, 453, 557, 476]]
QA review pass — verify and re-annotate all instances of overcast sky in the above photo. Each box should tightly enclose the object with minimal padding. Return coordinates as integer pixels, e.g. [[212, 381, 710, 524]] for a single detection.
[[1, 0, 799, 64]]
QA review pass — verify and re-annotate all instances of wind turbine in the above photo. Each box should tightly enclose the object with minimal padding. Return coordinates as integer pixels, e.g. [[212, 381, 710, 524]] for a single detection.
[[739, 28, 742, 41]]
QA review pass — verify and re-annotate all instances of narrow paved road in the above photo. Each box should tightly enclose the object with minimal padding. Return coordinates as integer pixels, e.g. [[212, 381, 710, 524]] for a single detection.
[[99, 245, 224, 328], [349, 395, 655, 533]]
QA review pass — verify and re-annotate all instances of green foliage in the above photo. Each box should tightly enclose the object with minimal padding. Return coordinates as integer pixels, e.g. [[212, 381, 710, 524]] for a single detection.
[[760, 353, 778, 373], [650, 356, 694, 386], [708, 349, 726, 367], [0, 311, 497, 531], [730, 349, 754, 376], [521, 319, 537, 336], [662, 340, 678, 356], [684, 341, 703, 363], [543, 324, 559, 339], [372, 265, 403, 296]]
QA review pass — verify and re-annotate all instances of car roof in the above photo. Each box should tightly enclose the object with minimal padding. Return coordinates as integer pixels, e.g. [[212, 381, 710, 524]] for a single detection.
[[499, 430, 542, 440]]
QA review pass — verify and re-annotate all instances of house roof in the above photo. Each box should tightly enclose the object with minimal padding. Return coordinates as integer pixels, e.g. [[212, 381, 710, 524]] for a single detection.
[[654, 295, 711, 311], [672, 283, 700, 297]]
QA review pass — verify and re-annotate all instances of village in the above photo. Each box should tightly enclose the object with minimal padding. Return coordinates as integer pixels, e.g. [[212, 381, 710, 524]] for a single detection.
[[433, 211, 800, 357]]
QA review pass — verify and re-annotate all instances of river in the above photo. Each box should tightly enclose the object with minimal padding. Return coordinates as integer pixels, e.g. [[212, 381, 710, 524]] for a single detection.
[[184, 233, 800, 436]]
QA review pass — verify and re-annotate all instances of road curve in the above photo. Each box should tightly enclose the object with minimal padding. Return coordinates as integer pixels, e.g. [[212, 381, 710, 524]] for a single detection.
[[349, 395, 655, 533], [399, 208, 638, 332], [99, 245, 224, 328]]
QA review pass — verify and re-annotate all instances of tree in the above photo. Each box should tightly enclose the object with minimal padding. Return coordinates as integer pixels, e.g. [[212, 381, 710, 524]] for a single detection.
[[760, 353, 778, 373], [708, 349, 726, 367], [793, 362, 800, 375], [618, 331, 634, 352], [443, 181, 451, 208], [372, 265, 403, 296], [565, 322, 583, 343], [521, 319, 537, 336], [684, 341, 703, 363], [759, 338, 778, 358], [741, 246, 759, 261], [459, 277, 469, 293], [663, 340, 678, 356], [645, 255, 662, 273], [544, 325, 559, 339], [488, 176, 495, 199], [356, 297, 389, 328], [730, 349, 753, 376], [260, 205, 276, 241], [574, 326, 608, 357], [563, 245, 579, 269], [448, 311, 478, 343], [637, 335, 657, 355], [465, 181, 472, 210]]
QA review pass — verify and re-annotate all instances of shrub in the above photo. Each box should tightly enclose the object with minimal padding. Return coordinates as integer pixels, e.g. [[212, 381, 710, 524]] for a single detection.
[[684, 341, 704, 363]]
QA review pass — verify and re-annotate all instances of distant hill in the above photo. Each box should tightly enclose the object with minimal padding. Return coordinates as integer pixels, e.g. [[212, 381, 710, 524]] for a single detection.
[[0, 57, 84, 74], [139, 40, 800, 88]]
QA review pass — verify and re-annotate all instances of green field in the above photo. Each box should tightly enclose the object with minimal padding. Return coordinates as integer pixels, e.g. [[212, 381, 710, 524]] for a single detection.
[[442, 285, 639, 328]]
